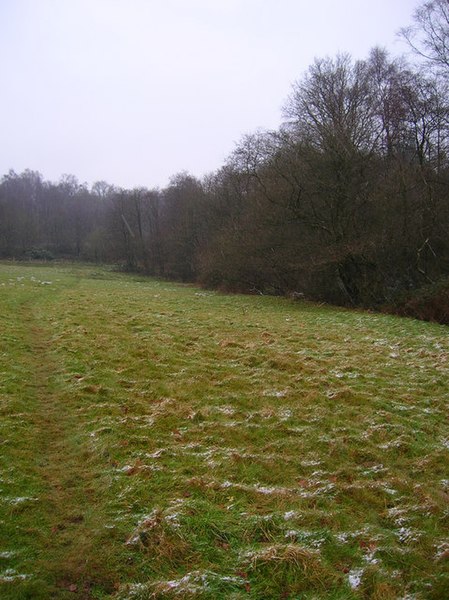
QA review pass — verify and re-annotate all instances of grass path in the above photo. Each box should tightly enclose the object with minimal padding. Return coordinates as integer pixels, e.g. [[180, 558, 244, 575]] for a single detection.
[[0, 270, 126, 598], [24, 304, 117, 597], [1, 263, 448, 599]]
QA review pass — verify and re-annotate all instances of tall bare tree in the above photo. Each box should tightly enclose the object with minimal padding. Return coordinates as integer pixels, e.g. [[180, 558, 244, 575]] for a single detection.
[[400, 0, 449, 78]]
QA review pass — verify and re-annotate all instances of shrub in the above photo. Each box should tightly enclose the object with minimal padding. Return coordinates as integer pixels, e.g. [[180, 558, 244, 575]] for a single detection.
[[25, 247, 55, 261], [386, 278, 449, 325]]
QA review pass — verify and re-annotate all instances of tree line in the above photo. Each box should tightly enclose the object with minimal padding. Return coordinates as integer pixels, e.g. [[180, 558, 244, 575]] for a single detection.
[[1, 0, 448, 321]]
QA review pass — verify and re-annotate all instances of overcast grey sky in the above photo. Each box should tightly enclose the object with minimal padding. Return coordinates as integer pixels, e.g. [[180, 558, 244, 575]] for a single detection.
[[0, 0, 419, 189]]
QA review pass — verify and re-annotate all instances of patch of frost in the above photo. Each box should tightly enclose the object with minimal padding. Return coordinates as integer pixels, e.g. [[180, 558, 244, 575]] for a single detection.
[[348, 568, 364, 589], [283, 510, 297, 520], [361, 464, 385, 475], [285, 529, 299, 538], [301, 459, 321, 467], [364, 550, 379, 565], [213, 405, 236, 416], [397, 527, 420, 544], [0, 568, 31, 582], [3, 496, 38, 506], [434, 542, 449, 560], [279, 408, 293, 420], [382, 485, 398, 496]]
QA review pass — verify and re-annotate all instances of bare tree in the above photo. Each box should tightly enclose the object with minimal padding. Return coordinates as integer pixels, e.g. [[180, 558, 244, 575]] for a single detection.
[[161, 173, 206, 281], [400, 0, 449, 78], [284, 54, 379, 156]]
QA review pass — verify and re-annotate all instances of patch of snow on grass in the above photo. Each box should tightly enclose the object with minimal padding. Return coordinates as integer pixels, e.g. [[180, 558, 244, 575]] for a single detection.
[[215, 479, 296, 496], [285, 529, 300, 538], [363, 549, 379, 565], [0, 568, 31, 582], [397, 527, 420, 544], [382, 485, 398, 496], [301, 458, 321, 467], [211, 478, 335, 498], [263, 389, 283, 398], [279, 408, 293, 420], [3, 496, 38, 506], [331, 369, 345, 379], [144, 570, 246, 596], [361, 464, 386, 476], [283, 510, 298, 520], [284, 529, 327, 548], [387, 507, 409, 526], [348, 567, 364, 589], [434, 541, 449, 560], [215, 405, 236, 416]]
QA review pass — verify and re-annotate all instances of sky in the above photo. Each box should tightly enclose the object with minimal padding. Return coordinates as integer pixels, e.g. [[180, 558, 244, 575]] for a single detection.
[[0, 0, 420, 190]]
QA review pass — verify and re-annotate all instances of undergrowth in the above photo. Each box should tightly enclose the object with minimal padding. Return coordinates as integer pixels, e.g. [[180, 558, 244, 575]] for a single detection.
[[386, 278, 449, 325]]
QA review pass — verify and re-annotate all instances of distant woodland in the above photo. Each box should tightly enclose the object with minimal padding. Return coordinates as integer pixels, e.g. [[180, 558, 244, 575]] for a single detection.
[[1, 1, 449, 322]]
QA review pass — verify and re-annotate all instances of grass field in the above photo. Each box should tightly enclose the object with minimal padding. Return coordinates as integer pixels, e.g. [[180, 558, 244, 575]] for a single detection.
[[0, 262, 448, 599]]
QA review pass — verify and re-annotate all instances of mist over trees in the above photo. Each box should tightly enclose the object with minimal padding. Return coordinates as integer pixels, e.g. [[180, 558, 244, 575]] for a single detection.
[[1, 0, 448, 321]]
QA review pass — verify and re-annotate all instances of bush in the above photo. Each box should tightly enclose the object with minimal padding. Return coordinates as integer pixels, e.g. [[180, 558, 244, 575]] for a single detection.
[[386, 278, 449, 325], [25, 247, 55, 261]]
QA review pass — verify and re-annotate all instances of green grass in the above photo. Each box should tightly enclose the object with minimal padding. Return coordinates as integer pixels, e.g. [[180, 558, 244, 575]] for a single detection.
[[0, 262, 448, 599]]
